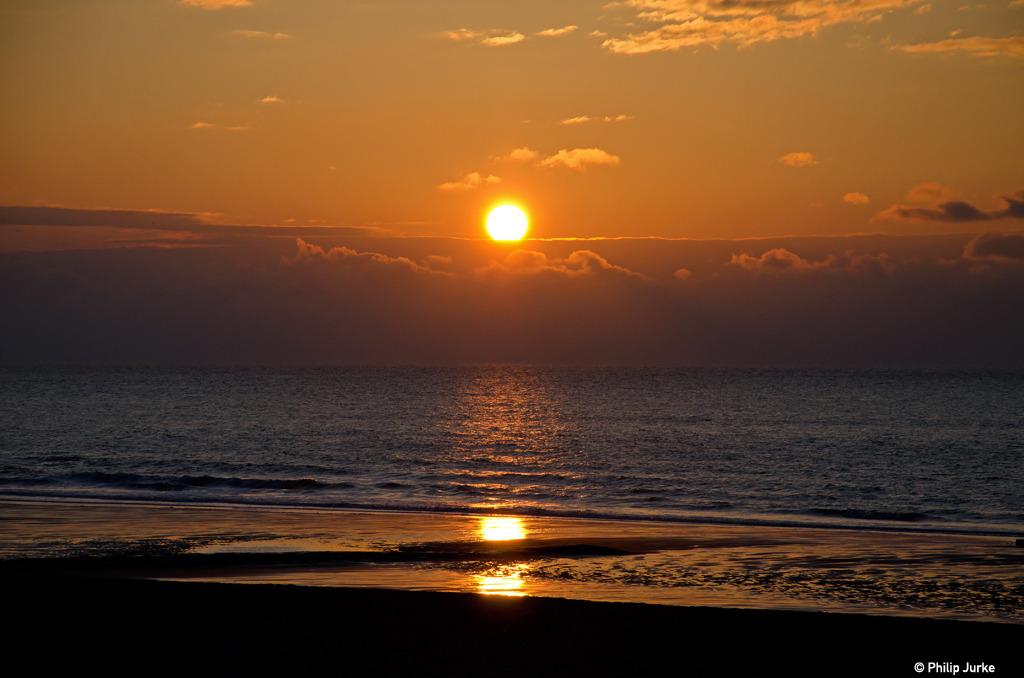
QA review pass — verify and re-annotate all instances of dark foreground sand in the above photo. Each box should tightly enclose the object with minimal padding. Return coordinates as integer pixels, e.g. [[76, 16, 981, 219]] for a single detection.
[[3, 574, 1018, 677]]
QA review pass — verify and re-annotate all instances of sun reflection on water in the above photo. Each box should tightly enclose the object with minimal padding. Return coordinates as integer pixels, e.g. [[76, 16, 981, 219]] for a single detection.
[[479, 516, 526, 541], [475, 564, 530, 596]]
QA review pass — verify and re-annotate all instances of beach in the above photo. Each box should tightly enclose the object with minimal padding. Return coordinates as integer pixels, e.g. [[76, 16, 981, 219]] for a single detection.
[[2, 499, 1020, 675], [4, 575, 1018, 676]]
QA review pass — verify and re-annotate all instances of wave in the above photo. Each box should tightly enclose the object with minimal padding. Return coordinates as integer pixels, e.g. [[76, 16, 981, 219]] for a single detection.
[[1, 472, 340, 492], [1, 486, 1021, 540], [807, 508, 929, 522]]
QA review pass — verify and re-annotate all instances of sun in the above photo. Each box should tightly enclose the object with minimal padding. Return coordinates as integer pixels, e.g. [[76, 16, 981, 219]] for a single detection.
[[486, 205, 528, 241]]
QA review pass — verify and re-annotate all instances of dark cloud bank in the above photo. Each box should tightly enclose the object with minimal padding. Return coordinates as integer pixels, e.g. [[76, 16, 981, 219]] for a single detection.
[[1, 232, 1022, 366]]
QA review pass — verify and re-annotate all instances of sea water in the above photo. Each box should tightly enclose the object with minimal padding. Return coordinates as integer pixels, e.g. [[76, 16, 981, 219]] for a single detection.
[[2, 365, 1021, 535]]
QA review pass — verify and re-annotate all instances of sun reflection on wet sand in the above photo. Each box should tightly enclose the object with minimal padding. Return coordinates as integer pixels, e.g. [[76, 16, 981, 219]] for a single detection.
[[479, 516, 526, 541], [476, 564, 529, 596]]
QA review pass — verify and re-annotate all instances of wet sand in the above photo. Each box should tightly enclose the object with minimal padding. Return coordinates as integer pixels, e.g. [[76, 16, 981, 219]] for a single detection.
[[3, 499, 1022, 623], [3, 574, 1019, 676], [2, 499, 1021, 674]]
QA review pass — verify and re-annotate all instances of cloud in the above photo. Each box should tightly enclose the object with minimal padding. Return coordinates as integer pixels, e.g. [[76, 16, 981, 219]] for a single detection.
[[437, 172, 501, 192], [261, 96, 284, 103], [778, 152, 818, 167], [605, 115, 633, 122], [181, 0, 252, 8], [905, 183, 961, 204], [538, 26, 579, 37], [497, 148, 540, 162], [876, 190, 1024, 223], [477, 249, 644, 278], [731, 248, 894, 273], [602, 0, 928, 54], [4, 234, 1023, 366], [0, 205, 379, 241], [230, 30, 290, 39], [538, 148, 621, 170], [844, 192, 869, 205], [285, 238, 432, 273], [192, 122, 248, 131], [482, 32, 526, 46], [445, 29, 525, 46], [893, 36, 1024, 58], [963, 232, 1024, 261], [562, 116, 592, 124], [673, 268, 692, 280], [915, 3, 932, 12]]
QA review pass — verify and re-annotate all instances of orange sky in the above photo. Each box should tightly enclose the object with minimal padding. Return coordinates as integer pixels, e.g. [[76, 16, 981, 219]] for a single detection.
[[1, 0, 1022, 242], [2, 1, 1022, 365]]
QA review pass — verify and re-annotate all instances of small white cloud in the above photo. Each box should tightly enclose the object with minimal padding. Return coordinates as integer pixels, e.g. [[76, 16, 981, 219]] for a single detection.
[[444, 29, 484, 42], [778, 152, 819, 168], [604, 114, 632, 122], [843, 192, 870, 205], [446, 29, 525, 46], [181, 0, 252, 8], [498, 147, 540, 162], [562, 116, 592, 124], [589, 30, 608, 37], [261, 96, 284, 103], [537, 26, 578, 37], [482, 32, 525, 46], [539, 148, 620, 170], [437, 172, 501, 191], [230, 30, 290, 39]]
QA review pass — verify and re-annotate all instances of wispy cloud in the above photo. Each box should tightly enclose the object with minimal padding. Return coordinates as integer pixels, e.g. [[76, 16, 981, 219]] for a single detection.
[[539, 148, 621, 170], [261, 96, 284, 103], [437, 172, 501, 192], [844, 192, 870, 205], [562, 114, 632, 124], [181, 0, 252, 8], [778, 152, 818, 168], [893, 36, 1024, 58], [482, 32, 526, 46], [191, 122, 248, 131], [445, 29, 525, 46], [875, 189, 1024, 222], [537, 26, 579, 37], [905, 183, 961, 204], [230, 29, 290, 40], [602, 0, 928, 54]]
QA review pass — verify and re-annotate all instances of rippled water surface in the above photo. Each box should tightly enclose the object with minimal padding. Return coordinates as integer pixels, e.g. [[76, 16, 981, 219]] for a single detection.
[[2, 366, 1022, 534]]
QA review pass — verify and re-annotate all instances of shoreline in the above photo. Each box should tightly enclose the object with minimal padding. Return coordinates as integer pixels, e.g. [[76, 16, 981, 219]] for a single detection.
[[3, 498, 1022, 625], [2, 494, 1022, 540], [5, 574, 1019, 676]]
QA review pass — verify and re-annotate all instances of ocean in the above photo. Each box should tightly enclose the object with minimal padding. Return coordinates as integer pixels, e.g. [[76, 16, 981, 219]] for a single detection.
[[2, 365, 1022, 622]]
